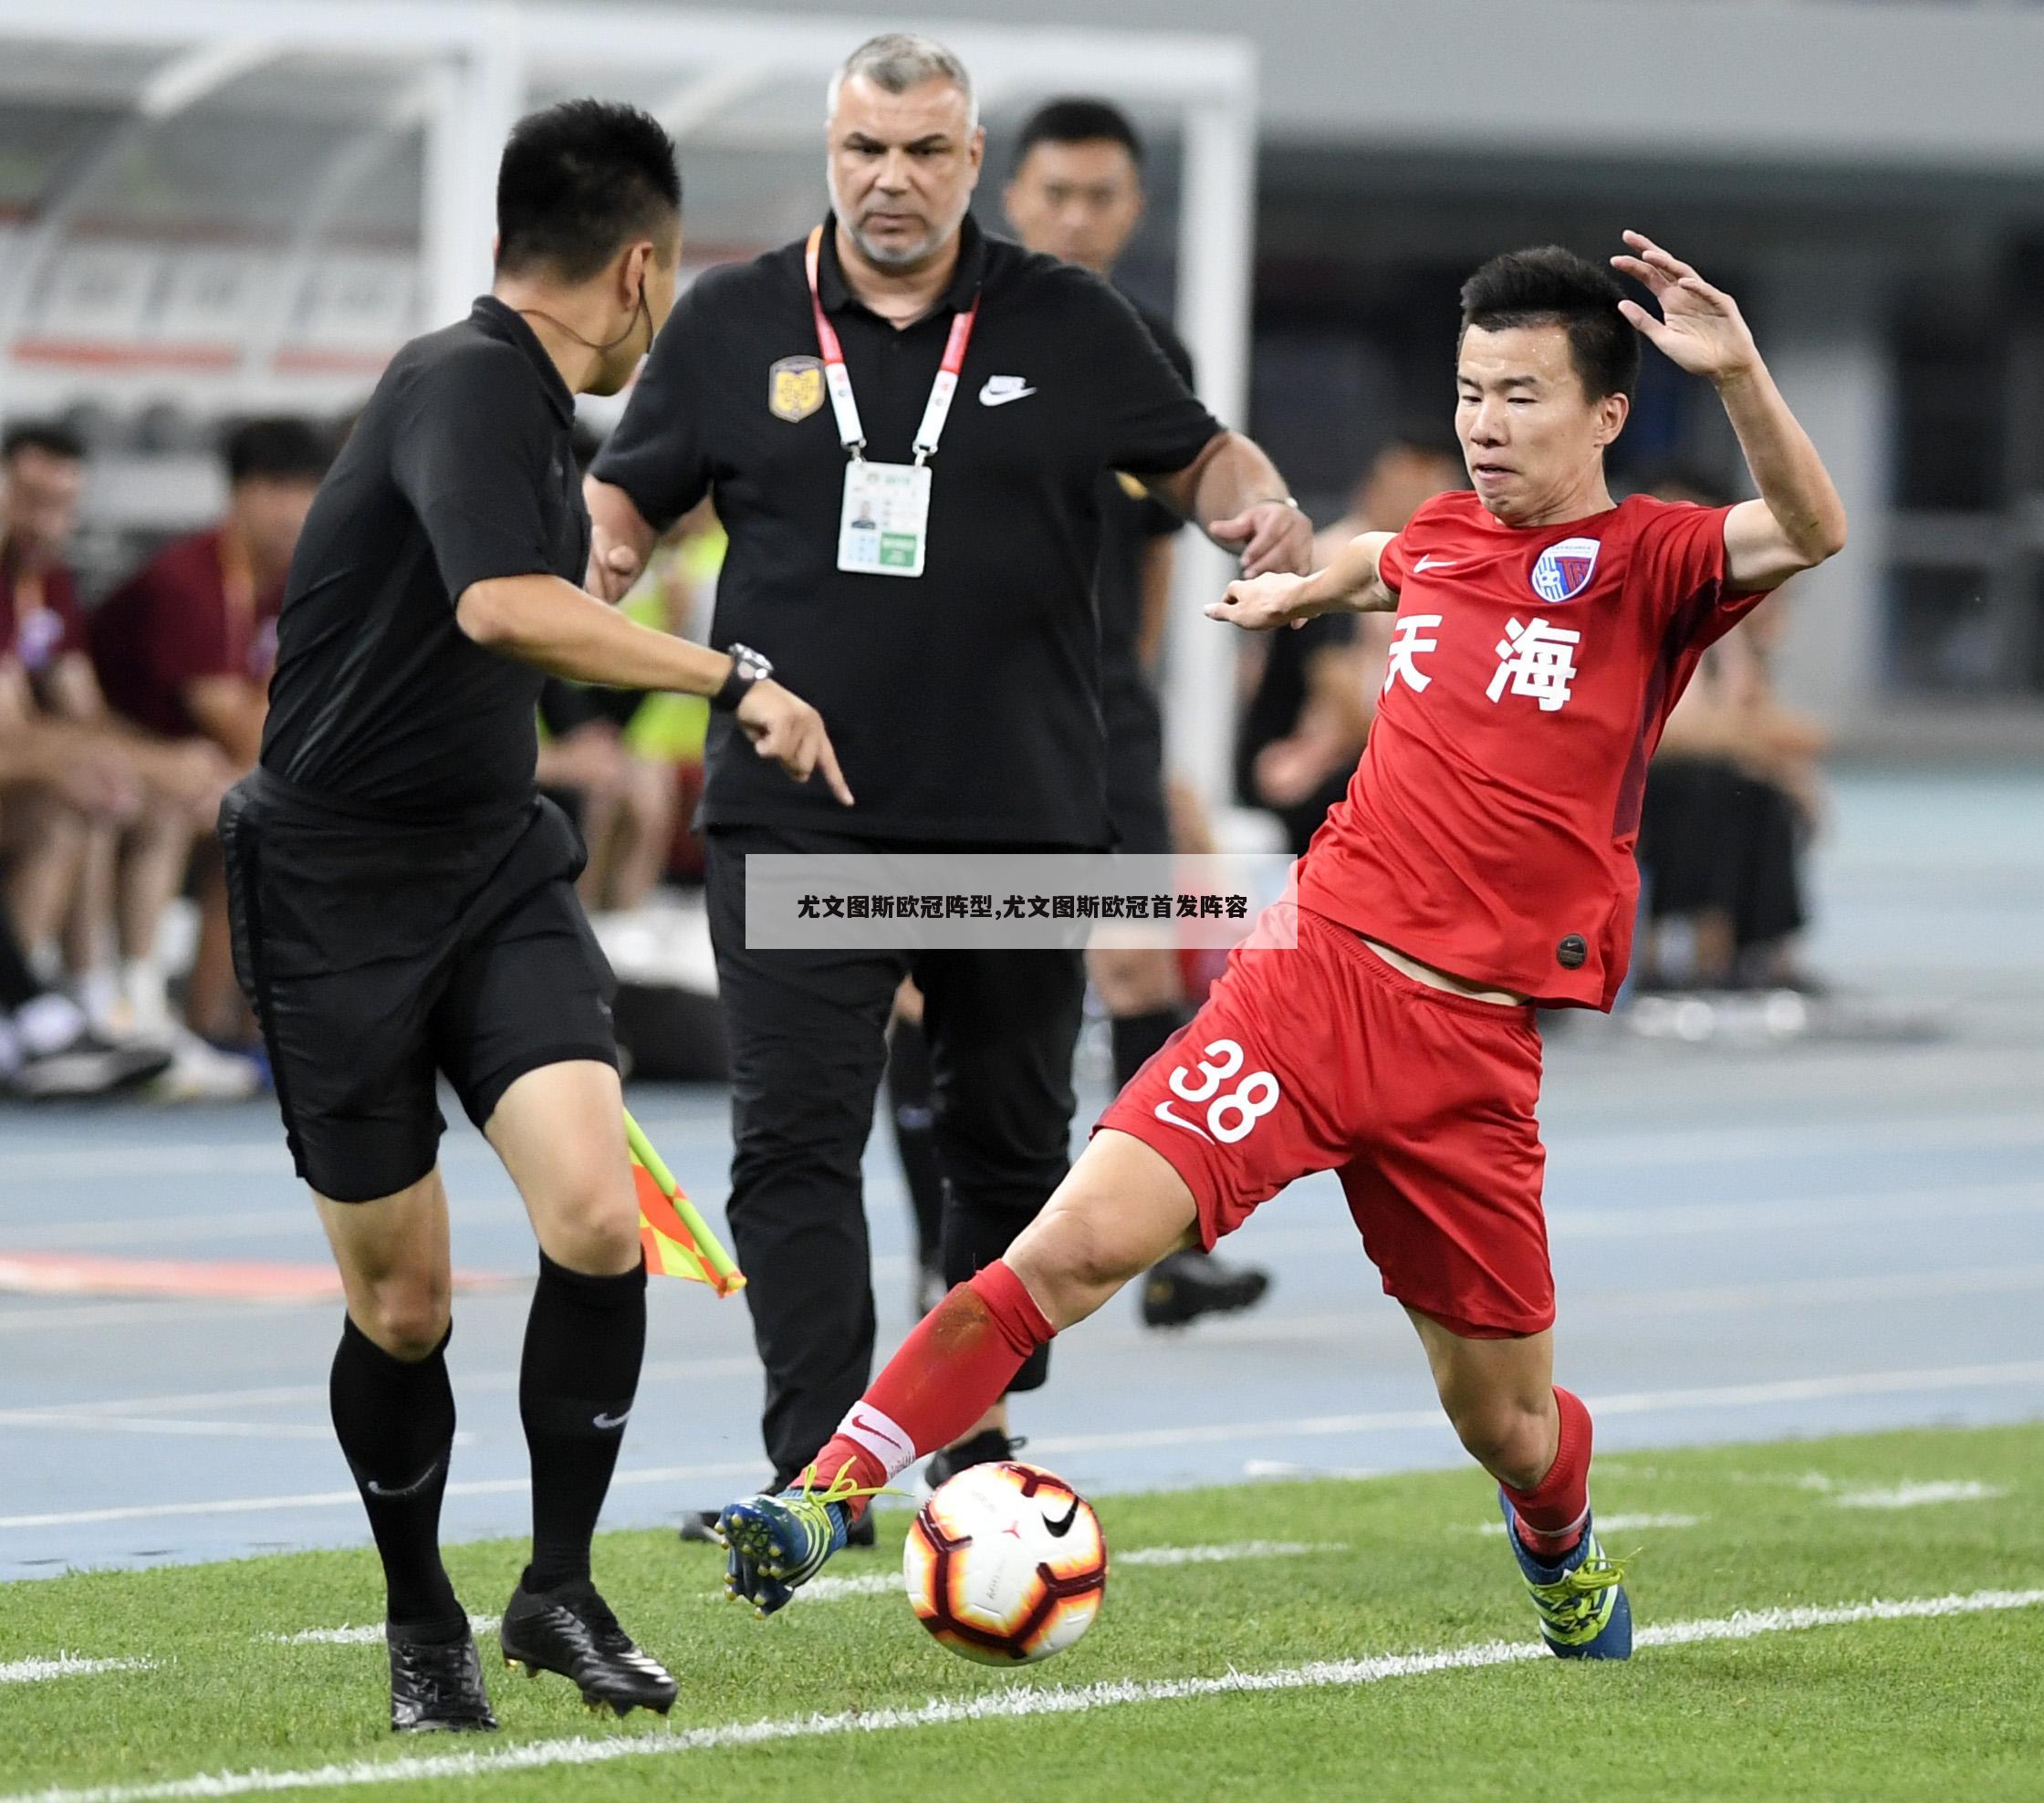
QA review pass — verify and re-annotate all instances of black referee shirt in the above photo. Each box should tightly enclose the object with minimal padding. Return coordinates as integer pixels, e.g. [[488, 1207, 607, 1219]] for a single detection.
[[1096, 301, 1194, 702], [262, 297, 589, 819], [593, 214, 1223, 847]]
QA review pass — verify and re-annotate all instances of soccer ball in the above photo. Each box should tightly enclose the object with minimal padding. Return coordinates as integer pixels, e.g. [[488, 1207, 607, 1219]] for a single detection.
[[902, 1461, 1108, 1665]]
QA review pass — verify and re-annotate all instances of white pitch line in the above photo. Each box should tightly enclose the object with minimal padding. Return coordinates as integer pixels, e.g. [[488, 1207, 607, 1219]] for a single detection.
[[0, 1460, 767, 1532], [9, 1360, 2043, 1533], [1833, 1481, 2008, 1511], [778, 1541, 1339, 1603], [0, 1414, 339, 1442], [1028, 1359, 2044, 1460], [273, 1617, 499, 1648], [0, 1357, 759, 1424], [5, 1588, 2039, 1803], [0, 1654, 152, 1685], [1551, 1109, 2044, 1171]]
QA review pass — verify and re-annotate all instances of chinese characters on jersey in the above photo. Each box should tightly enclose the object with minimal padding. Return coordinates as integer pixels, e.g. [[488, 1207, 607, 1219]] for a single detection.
[[1382, 612, 1583, 712]]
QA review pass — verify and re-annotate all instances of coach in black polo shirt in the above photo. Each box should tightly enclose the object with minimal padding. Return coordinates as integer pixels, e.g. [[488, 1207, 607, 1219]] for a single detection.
[[589, 34, 1309, 1502]]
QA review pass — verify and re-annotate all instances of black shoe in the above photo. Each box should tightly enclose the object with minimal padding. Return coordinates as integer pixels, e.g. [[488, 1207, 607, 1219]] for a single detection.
[[12, 1029, 172, 1100], [387, 1625, 497, 1735], [500, 1576, 677, 1716], [924, 1427, 1025, 1490], [676, 1506, 725, 1547], [1140, 1248, 1271, 1329]]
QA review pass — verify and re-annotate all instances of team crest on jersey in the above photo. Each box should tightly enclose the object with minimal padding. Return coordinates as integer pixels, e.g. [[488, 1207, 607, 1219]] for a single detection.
[[1530, 537, 1601, 603], [768, 356, 825, 422]]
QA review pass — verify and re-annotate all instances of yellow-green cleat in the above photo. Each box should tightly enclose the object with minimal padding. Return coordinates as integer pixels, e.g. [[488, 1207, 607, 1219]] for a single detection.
[[719, 1464, 886, 1619], [1497, 1490, 1632, 1659]]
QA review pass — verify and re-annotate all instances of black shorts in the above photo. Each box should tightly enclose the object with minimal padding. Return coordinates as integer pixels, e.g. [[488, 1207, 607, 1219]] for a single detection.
[[1102, 672, 1171, 858], [220, 772, 618, 1203]]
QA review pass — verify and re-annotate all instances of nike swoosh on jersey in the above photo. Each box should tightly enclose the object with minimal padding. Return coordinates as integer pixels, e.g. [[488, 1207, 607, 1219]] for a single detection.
[[979, 378, 1037, 406], [1414, 556, 1460, 572]]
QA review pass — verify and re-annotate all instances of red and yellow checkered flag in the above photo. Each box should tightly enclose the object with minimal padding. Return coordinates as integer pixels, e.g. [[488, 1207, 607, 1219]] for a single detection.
[[624, 1109, 746, 1297]]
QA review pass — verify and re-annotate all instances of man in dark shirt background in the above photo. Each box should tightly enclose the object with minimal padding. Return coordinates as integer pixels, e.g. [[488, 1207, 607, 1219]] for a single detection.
[[2, 422, 231, 1087], [93, 418, 330, 1052], [901, 96, 1269, 1337], [587, 35, 1310, 1532], [222, 99, 842, 1734]]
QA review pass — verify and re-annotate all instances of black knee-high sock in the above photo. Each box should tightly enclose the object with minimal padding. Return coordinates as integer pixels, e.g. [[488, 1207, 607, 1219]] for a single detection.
[[886, 1016, 946, 1267], [521, 1252, 647, 1592], [329, 1317, 463, 1636], [1111, 1006, 1186, 1092]]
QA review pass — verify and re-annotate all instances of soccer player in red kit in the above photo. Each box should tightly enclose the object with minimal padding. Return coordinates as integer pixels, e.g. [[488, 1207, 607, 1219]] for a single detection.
[[719, 234, 1847, 1658]]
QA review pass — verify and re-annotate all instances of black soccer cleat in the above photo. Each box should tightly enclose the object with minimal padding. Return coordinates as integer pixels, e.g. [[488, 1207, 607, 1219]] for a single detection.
[[387, 1625, 498, 1735], [924, 1426, 1026, 1490], [1140, 1248, 1271, 1329], [499, 1577, 678, 1717]]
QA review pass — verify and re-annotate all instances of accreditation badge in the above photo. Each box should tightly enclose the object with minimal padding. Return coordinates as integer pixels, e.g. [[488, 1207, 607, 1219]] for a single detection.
[[838, 459, 932, 578]]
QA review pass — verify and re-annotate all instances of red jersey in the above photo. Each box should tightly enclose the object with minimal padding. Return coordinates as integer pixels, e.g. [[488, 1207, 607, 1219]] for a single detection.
[[1298, 489, 1762, 1009], [90, 527, 281, 740]]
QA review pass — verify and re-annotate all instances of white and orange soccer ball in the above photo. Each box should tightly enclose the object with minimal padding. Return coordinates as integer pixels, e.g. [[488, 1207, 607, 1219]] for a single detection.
[[902, 1461, 1108, 1665]]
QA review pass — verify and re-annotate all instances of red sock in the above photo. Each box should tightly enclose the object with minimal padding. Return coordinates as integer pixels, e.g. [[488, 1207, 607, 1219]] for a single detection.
[[803, 1261, 1054, 1516], [1501, 1386, 1592, 1560]]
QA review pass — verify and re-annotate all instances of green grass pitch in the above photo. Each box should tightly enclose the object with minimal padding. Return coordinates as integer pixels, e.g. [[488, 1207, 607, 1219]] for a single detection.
[[4, 1424, 2041, 1801]]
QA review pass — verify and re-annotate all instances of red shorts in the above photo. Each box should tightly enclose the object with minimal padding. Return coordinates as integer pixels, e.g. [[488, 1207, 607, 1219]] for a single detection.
[[1097, 902, 1552, 1338]]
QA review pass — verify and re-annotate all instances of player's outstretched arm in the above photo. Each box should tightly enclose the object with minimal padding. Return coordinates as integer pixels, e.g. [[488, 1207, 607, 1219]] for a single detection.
[[1612, 231, 1847, 593], [1204, 529, 1399, 633], [456, 574, 852, 805]]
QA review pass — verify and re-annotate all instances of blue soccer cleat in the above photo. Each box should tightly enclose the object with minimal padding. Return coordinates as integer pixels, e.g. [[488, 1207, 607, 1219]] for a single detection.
[[1497, 1489, 1632, 1659], [719, 1467, 872, 1618]]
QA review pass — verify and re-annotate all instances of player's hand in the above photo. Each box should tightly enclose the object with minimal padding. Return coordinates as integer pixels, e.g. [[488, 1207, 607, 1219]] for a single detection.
[[735, 681, 854, 807], [1205, 570, 1319, 632], [1208, 499, 1314, 578], [585, 525, 644, 603], [1611, 232, 1761, 386]]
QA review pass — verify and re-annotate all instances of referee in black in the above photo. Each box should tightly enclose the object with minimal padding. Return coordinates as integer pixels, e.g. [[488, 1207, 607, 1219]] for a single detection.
[[587, 36, 1309, 1520], [222, 101, 842, 1734]]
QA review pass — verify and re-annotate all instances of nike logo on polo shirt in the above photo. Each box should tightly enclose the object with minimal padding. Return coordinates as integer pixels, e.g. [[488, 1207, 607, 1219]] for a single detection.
[[979, 375, 1037, 407], [1414, 556, 1460, 572]]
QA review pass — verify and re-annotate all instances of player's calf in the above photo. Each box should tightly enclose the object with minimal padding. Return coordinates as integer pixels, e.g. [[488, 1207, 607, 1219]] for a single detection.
[[1484, 1386, 1632, 1659], [719, 1132, 1195, 1616]]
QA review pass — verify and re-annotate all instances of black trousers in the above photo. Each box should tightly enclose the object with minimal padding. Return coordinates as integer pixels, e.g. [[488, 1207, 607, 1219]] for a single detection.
[[705, 823, 1087, 1484], [1639, 756, 1807, 954]]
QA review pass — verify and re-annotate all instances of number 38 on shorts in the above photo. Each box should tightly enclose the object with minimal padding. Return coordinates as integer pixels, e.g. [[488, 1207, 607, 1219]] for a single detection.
[[1152, 1038, 1281, 1145]]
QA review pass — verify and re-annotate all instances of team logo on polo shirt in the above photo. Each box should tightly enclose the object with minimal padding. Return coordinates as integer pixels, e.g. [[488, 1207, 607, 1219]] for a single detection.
[[1530, 536, 1601, 603], [768, 356, 825, 422]]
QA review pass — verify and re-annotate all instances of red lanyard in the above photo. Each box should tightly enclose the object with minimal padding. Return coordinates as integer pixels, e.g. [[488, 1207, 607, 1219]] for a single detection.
[[805, 225, 980, 465]]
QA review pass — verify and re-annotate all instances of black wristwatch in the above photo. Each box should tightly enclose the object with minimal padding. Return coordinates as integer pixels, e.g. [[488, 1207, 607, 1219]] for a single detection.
[[712, 642, 774, 712]]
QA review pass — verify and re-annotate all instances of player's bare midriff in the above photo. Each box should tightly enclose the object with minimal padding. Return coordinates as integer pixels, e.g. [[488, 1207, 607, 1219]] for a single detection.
[[1361, 936, 1530, 1007]]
